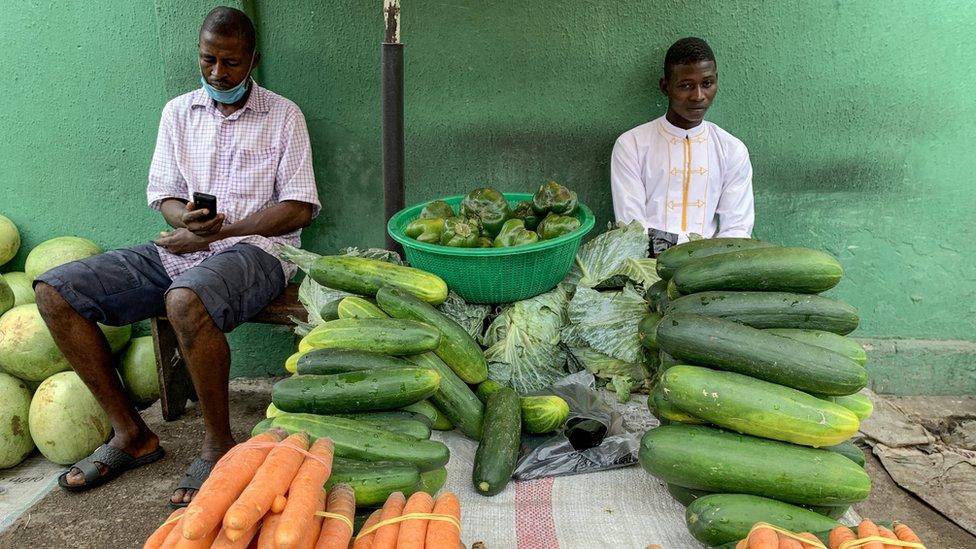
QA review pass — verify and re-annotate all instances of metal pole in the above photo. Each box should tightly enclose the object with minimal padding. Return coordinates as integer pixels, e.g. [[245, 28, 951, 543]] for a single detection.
[[382, 0, 405, 255]]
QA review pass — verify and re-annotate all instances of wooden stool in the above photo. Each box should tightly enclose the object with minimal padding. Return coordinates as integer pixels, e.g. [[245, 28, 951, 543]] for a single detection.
[[152, 282, 306, 421]]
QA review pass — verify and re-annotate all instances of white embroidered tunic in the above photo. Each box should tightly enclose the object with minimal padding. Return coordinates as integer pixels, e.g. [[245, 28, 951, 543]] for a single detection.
[[610, 116, 754, 242]]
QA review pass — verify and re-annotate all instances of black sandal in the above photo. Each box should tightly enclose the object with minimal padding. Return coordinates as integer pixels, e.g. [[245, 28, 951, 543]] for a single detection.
[[58, 444, 165, 493], [169, 457, 215, 509]]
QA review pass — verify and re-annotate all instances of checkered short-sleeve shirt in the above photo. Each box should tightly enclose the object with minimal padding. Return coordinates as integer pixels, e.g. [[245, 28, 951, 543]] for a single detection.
[[147, 81, 320, 280]]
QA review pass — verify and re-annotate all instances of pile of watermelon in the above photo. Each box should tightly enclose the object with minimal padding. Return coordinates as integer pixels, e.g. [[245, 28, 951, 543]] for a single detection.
[[639, 238, 875, 547], [0, 215, 159, 469]]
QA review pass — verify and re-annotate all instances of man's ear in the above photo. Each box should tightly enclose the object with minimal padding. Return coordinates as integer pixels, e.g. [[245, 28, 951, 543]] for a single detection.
[[659, 77, 668, 95], [252, 51, 262, 69]]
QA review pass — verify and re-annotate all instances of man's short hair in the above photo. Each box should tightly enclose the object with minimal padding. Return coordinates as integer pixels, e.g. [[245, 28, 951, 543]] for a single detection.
[[201, 6, 256, 52], [663, 37, 715, 79]]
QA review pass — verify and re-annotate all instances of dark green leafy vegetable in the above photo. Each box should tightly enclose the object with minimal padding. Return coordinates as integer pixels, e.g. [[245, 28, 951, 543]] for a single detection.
[[493, 219, 540, 248], [511, 201, 541, 231], [440, 217, 480, 248], [420, 200, 455, 219], [532, 181, 578, 216], [405, 218, 445, 244], [460, 187, 511, 237], [536, 213, 581, 240]]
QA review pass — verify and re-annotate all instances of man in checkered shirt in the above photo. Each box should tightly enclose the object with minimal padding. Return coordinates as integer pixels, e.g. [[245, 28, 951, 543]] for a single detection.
[[34, 7, 319, 506]]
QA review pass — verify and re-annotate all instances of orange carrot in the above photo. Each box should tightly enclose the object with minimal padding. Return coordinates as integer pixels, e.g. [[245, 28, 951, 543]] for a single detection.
[[158, 516, 185, 549], [747, 525, 780, 549], [777, 534, 803, 549], [173, 524, 219, 548], [735, 540, 747, 549], [351, 509, 383, 549], [424, 491, 461, 549], [876, 525, 900, 549], [257, 512, 283, 549], [181, 430, 285, 540], [371, 491, 408, 549], [211, 521, 262, 549], [144, 508, 185, 549], [394, 491, 434, 549], [893, 522, 922, 543], [224, 431, 310, 537], [795, 533, 822, 547], [858, 519, 884, 549], [275, 437, 336, 549], [296, 489, 328, 549], [829, 526, 857, 549], [314, 484, 357, 549], [272, 493, 288, 514]]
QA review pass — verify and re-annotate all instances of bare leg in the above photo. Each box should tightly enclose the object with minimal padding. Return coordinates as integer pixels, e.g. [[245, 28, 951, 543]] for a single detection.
[[34, 283, 159, 486], [164, 288, 236, 504]]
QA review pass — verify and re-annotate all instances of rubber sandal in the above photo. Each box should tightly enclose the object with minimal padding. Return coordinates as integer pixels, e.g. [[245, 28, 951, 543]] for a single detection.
[[169, 457, 215, 509], [57, 444, 165, 493]]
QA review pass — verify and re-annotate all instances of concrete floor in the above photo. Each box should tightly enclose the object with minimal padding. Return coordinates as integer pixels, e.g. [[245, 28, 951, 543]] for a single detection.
[[0, 381, 973, 548]]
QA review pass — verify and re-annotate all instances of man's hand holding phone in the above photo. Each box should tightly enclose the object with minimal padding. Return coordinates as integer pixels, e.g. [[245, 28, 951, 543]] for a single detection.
[[182, 192, 224, 236]]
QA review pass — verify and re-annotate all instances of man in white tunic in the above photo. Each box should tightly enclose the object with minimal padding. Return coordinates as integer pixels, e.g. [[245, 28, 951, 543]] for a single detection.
[[611, 37, 754, 255]]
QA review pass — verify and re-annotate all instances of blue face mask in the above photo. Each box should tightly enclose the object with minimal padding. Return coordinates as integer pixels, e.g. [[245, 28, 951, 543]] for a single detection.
[[200, 51, 255, 104]]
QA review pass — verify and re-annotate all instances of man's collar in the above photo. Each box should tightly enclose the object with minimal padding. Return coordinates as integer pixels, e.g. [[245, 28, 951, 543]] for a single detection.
[[190, 79, 270, 114], [660, 116, 708, 139]]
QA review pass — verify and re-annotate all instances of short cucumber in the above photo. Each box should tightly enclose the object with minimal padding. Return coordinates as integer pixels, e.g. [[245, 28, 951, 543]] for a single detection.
[[656, 238, 776, 280], [686, 494, 841, 546], [298, 318, 441, 355], [476, 380, 570, 434], [666, 291, 860, 334], [668, 484, 850, 519], [639, 424, 871, 506], [662, 365, 860, 447], [472, 387, 521, 496], [271, 412, 450, 471], [648, 383, 706, 425], [673, 247, 843, 294], [766, 328, 867, 366], [296, 252, 449, 305], [827, 392, 874, 420], [296, 348, 412, 376], [407, 352, 484, 440], [376, 285, 488, 384], [272, 367, 441, 415], [639, 312, 662, 351], [325, 457, 421, 506], [337, 296, 388, 319], [645, 279, 669, 312]]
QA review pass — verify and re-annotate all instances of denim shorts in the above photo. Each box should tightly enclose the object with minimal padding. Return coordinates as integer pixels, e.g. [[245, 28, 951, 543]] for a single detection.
[[35, 242, 286, 332]]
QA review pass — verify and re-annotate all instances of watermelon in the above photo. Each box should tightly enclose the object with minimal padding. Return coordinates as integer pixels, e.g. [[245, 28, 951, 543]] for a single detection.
[[0, 215, 19, 266], [0, 304, 130, 382], [0, 372, 34, 469], [2, 272, 35, 307], [29, 371, 111, 465], [0, 276, 12, 317], [119, 336, 159, 407], [24, 236, 103, 281]]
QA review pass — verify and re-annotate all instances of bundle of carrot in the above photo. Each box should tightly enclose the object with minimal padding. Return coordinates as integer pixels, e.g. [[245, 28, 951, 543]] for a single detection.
[[735, 520, 924, 549], [352, 490, 462, 549], [142, 428, 353, 549]]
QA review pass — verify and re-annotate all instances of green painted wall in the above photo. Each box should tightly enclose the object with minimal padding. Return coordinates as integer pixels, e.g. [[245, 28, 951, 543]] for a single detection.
[[2, 1, 974, 391]]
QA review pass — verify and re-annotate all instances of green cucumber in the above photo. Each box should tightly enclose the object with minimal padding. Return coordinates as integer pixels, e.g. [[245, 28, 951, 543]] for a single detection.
[[338, 410, 433, 428], [687, 494, 841, 546], [296, 348, 412, 376], [656, 313, 866, 396], [298, 318, 441, 354], [325, 457, 421, 507], [639, 312, 661, 351], [656, 238, 776, 280], [827, 393, 874, 420], [766, 328, 867, 365], [472, 387, 521, 496], [320, 298, 342, 321], [376, 285, 488, 384], [400, 399, 439, 426], [673, 247, 843, 294], [416, 467, 448, 496], [291, 251, 448, 305], [645, 279, 669, 312], [667, 291, 860, 334], [659, 351, 680, 369], [251, 417, 273, 437], [665, 279, 682, 300], [662, 365, 860, 447], [271, 412, 450, 471], [272, 367, 441, 415], [639, 424, 871, 506], [825, 439, 866, 467], [337, 296, 388, 319], [475, 379, 504, 403], [649, 384, 706, 425], [406, 352, 485, 440], [667, 484, 850, 519], [476, 380, 570, 434], [430, 410, 454, 431]]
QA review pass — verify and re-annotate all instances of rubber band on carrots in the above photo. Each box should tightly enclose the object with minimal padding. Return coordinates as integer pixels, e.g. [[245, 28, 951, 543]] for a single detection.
[[312, 511, 354, 533], [353, 512, 461, 541], [745, 522, 926, 549]]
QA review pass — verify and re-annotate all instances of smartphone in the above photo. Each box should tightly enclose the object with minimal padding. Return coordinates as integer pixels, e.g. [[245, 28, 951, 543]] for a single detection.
[[192, 192, 217, 221]]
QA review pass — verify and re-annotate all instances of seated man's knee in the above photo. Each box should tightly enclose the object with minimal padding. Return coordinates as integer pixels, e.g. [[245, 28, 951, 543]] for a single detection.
[[165, 288, 206, 325], [34, 282, 67, 315]]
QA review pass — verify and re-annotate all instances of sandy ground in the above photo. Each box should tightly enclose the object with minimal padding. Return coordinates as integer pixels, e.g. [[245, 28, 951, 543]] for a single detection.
[[0, 381, 973, 548]]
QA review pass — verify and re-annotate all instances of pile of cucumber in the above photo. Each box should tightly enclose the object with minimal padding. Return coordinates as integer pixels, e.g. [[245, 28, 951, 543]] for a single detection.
[[639, 238, 875, 547]]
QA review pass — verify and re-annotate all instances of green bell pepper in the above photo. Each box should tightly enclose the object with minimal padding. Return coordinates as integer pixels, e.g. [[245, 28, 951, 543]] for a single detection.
[[420, 200, 455, 219], [493, 219, 540, 247], [440, 216, 480, 247], [459, 187, 511, 238], [531, 181, 578, 216], [536, 213, 581, 240], [511, 201, 541, 231], [405, 218, 445, 244]]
